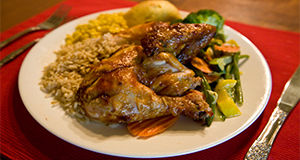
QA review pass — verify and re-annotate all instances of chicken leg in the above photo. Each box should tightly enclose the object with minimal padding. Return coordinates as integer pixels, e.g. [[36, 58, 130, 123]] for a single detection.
[[77, 45, 212, 124]]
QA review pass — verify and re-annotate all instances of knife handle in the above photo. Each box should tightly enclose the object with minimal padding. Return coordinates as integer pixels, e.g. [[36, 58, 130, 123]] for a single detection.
[[0, 38, 40, 68], [0, 27, 41, 49], [244, 106, 288, 160]]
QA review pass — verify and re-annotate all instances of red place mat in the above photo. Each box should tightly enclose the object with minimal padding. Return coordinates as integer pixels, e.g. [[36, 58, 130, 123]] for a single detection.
[[1, 0, 299, 159]]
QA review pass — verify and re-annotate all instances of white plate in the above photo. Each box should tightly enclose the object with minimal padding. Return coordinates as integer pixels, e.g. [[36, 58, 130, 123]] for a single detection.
[[18, 8, 272, 158]]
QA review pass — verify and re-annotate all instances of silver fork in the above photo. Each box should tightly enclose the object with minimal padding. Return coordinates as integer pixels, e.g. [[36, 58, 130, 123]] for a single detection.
[[0, 15, 74, 68], [0, 5, 71, 49]]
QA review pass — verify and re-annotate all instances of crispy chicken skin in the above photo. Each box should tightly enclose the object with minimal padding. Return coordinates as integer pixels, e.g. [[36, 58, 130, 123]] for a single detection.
[[113, 21, 169, 45], [77, 46, 212, 124], [141, 23, 216, 63]]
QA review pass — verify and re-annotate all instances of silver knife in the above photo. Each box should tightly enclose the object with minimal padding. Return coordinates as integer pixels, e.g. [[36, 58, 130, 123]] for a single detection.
[[244, 66, 300, 160], [0, 38, 41, 68]]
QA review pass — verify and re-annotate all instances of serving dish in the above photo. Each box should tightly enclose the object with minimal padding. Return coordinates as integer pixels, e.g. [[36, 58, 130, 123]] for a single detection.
[[18, 8, 272, 158]]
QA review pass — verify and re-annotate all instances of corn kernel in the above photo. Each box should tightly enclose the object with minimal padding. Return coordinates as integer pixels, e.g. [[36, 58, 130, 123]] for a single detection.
[[65, 12, 128, 44]]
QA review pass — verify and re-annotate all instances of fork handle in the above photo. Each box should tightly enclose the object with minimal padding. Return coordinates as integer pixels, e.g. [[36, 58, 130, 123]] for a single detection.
[[0, 26, 41, 49], [0, 38, 40, 68]]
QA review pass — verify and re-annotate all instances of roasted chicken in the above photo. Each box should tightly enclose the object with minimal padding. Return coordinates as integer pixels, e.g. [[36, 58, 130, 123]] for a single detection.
[[77, 46, 212, 124], [77, 22, 216, 125]]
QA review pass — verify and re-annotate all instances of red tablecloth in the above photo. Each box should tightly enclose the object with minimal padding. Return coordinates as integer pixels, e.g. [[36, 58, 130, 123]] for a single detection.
[[0, 0, 299, 159]]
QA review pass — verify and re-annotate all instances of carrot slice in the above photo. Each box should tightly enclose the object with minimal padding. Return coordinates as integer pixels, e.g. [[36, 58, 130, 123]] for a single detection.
[[204, 74, 220, 83], [127, 115, 180, 137], [214, 43, 240, 54], [205, 52, 213, 61], [191, 57, 213, 73]]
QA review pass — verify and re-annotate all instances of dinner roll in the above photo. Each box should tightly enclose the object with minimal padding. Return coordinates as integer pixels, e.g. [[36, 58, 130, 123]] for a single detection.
[[124, 0, 181, 27]]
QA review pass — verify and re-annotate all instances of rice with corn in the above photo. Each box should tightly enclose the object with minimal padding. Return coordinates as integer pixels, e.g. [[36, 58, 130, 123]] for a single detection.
[[39, 13, 128, 123]]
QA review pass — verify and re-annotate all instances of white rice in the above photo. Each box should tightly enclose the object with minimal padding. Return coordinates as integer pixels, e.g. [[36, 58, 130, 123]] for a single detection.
[[39, 33, 122, 123]]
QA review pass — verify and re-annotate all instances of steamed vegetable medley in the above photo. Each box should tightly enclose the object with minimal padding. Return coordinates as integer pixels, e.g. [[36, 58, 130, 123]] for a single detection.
[[178, 9, 249, 126]]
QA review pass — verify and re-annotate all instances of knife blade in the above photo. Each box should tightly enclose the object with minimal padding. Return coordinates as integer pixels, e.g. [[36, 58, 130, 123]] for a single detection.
[[244, 66, 300, 160]]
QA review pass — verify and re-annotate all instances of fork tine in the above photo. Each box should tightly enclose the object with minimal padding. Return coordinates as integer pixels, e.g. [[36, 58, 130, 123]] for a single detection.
[[53, 5, 71, 18], [41, 5, 71, 28], [61, 16, 75, 24], [45, 5, 65, 21], [45, 5, 71, 27], [56, 5, 72, 25]]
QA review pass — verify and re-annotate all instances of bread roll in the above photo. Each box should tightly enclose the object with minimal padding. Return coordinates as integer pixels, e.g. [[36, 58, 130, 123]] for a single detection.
[[124, 0, 181, 27]]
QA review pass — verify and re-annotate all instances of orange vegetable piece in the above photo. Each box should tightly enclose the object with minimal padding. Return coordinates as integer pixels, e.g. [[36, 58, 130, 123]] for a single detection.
[[191, 57, 213, 73], [127, 115, 180, 137], [204, 74, 220, 83], [205, 52, 213, 61], [214, 43, 240, 54]]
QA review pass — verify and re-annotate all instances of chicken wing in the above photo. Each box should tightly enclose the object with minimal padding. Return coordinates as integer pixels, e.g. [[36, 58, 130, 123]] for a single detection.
[[141, 23, 216, 63]]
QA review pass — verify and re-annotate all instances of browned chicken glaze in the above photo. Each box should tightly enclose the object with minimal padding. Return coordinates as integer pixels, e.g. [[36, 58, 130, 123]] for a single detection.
[[141, 23, 216, 63], [142, 52, 201, 96], [113, 21, 169, 45], [77, 22, 216, 125], [77, 46, 212, 124]]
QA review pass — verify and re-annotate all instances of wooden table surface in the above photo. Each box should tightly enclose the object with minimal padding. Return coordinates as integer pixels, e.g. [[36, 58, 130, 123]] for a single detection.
[[1, 0, 299, 33]]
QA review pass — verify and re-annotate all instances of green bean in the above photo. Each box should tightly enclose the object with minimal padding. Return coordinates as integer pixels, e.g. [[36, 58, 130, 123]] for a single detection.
[[214, 106, 226, 121], [238, 54, 250, 60], [225, 63, 233, 79], [233, 53, 243, 104], [203, 87, 216, 126], [189, 64, 215, 126], [237, 54, 250, 67]]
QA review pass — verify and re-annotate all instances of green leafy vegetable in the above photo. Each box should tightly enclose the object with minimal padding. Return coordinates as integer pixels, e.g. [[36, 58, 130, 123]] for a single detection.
[[182, 9, 225, 31]]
